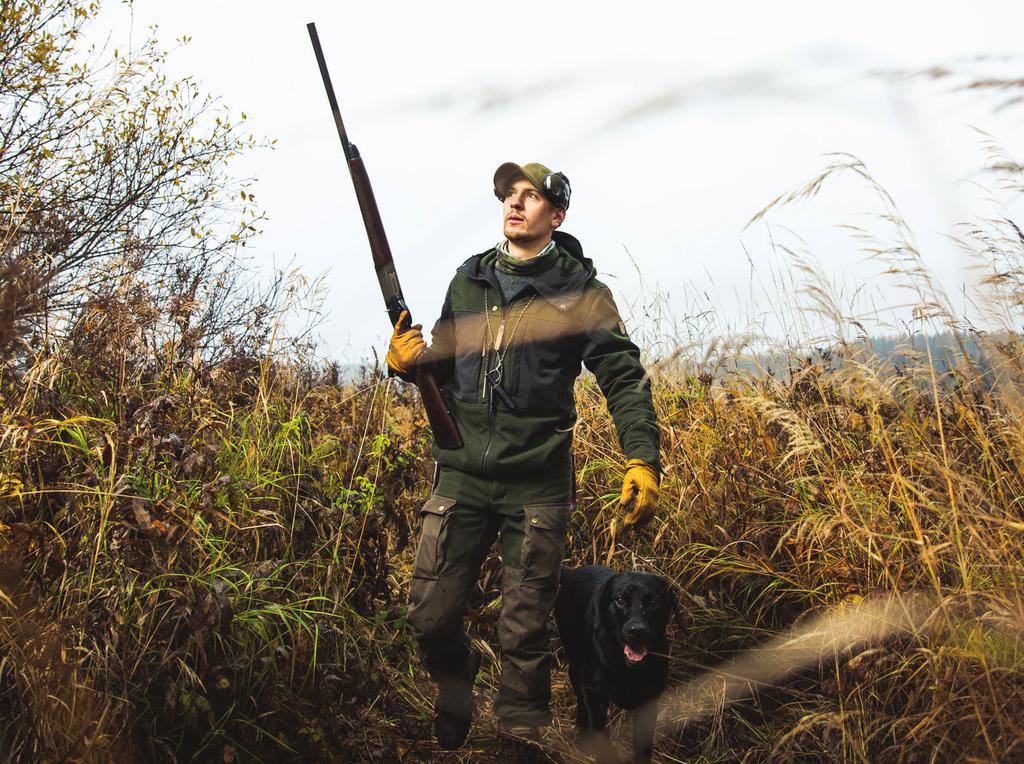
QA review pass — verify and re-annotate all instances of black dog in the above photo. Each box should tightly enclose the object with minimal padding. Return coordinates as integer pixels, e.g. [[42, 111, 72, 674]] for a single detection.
[[555, 565, 678, 764]]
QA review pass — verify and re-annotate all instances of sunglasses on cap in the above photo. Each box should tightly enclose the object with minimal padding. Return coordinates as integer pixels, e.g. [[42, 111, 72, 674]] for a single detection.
[[543, 171, 571, 210]]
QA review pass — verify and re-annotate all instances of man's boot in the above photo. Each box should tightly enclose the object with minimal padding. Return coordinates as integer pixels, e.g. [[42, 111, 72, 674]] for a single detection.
[[433, 647, 482, 750]]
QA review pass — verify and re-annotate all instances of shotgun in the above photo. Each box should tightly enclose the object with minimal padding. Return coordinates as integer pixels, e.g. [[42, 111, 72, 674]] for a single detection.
[[307, 22, 462, 449]]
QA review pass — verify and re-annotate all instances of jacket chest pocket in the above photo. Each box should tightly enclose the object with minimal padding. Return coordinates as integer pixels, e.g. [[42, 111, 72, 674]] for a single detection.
[[450, 309, 486, 401], [412, 495, 455, 580], [520, 503, 569, 588]]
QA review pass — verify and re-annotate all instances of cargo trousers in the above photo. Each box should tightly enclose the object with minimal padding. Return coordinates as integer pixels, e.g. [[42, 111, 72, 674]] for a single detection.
[[407, 463, 572, 728]]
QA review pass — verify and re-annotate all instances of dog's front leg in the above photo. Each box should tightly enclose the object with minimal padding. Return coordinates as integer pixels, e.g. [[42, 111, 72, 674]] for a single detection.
[[577, 686, 620, 764], [631, 699, 657, 764]]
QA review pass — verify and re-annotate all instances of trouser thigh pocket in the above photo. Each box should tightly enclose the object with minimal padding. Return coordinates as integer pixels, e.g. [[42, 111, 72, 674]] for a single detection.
[[520, 502, 569, 588], [412, 495, 456, 580]]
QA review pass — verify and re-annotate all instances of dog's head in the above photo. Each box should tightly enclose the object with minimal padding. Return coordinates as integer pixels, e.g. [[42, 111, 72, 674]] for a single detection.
[[592, 571, 678, 668]]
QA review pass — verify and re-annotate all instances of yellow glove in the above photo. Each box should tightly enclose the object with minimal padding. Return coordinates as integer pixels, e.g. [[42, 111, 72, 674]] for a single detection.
[[619, 459, 660, 528], [385, 310, 426, 376]]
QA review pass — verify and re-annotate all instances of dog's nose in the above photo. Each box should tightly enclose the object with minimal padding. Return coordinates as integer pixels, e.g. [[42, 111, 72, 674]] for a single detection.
[[626, 623, 648, 640]]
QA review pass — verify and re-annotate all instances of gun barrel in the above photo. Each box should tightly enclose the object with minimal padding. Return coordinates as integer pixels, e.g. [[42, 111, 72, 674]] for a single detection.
[[307, 23, 353, 159]]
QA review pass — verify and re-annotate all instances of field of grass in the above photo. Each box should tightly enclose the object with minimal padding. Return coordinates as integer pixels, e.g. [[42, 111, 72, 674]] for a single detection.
[[5, 309, 1024, 761], [5, 2, 1024, 762]]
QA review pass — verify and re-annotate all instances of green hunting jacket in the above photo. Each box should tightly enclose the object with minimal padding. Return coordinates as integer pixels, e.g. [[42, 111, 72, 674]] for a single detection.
[[417, 230, 659, 478]]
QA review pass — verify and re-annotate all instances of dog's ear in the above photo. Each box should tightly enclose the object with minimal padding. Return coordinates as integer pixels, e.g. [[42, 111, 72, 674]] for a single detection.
[[587, 574, 615, 635]]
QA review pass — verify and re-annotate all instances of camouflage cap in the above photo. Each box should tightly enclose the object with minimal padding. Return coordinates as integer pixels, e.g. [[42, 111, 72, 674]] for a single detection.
[[493, 161, 571, 210]]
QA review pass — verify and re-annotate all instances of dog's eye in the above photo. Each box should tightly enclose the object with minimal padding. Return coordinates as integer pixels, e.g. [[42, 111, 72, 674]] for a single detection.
[[615, 595, 626, 608]]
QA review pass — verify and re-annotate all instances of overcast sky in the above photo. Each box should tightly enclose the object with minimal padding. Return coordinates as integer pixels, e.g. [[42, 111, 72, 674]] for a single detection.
[[93, 1, 1024, 361]]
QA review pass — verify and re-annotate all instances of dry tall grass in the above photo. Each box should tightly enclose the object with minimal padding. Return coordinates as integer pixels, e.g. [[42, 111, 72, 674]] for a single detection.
[[7, 295, 1024, 761]]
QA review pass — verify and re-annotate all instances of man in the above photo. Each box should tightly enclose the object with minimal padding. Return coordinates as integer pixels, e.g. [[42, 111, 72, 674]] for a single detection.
[[386, 162, 660, 758]]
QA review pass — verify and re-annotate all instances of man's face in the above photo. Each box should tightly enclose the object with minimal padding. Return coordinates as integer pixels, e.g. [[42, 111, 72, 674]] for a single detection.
[[502, 178, 566, 245]]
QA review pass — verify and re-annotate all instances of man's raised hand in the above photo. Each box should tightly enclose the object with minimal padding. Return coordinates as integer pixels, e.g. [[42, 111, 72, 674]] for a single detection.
[[386, 310, 426, 376]]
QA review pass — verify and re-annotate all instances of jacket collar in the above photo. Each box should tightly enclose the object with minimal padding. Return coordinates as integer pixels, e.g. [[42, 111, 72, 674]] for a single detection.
[[457, 231, 595, 311]]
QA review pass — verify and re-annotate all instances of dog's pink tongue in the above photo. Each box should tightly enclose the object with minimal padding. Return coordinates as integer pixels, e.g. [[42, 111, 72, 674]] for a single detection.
[[624, 645, 648, 663]]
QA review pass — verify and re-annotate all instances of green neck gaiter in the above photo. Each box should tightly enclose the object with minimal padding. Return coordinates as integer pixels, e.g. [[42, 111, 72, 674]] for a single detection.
[[496, 239, 558, 275]]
